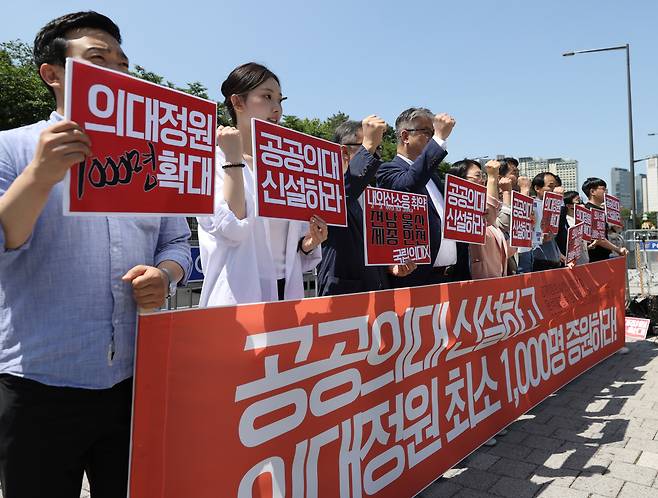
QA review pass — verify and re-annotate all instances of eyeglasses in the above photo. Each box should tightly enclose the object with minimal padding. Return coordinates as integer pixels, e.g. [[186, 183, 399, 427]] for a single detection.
[[466, 171, 486, 181], [342, 143, 383, 152], [405, 128, 434, 139]]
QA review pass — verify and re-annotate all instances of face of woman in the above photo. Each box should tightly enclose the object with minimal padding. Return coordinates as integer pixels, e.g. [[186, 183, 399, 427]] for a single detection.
[[236, 77, 285, 126], [567, 196, 581, 213], [465, 165, 486, 186]]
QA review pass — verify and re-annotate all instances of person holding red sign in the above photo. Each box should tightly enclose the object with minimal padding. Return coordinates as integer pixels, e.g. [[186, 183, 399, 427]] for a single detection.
[[495, 157, 527, 275], [558, 191, 590, 265], [530, 172, 568, 271], [376, 108, 470, 287], [197, 63, 325, 305], [0, 12, 192, 498], [451, 160, 516, 279], [582, 177, 628, 262], [316, 117, 416, 295]]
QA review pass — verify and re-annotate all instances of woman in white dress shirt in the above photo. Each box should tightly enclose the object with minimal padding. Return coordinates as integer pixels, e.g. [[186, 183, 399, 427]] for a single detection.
[[197, 63, 326, 306]]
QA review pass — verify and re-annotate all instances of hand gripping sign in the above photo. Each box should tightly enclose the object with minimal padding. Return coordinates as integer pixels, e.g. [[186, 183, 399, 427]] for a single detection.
[[252, 118, 347, 226], [363, 186, 431, 265], [443, 174, 487, 245], [64, 58, 217, 216], [604, 193, 623, 228], [510, 191, 534, 249]]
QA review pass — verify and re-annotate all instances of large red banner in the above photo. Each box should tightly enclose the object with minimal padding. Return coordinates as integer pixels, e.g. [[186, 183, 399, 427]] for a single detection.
[[604, 193, 624, 228], [362, 186, 430, 266], [540, 191, 563, 235], [575, 204, 593, 242], [252, 119, 347, 226], [64, 58, 216, 216], [130, 259, 625, 498], [510, 191, 534, 248], [443, 174, 486, 244]]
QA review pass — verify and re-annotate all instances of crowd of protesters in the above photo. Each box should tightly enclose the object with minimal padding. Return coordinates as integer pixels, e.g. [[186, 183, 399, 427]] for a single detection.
[[199, 67, 629, 307], [0, 10, 631, 498]]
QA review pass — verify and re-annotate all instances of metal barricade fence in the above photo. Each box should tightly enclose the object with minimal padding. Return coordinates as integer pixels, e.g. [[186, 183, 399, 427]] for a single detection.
[[625, 229, 658, 297]]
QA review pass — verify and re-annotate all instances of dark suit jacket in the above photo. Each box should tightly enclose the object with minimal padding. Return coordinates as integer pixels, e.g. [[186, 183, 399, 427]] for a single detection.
[[376, 139, 470, 287], [555, 205, 570, 257], [317, 146, 389, 296]]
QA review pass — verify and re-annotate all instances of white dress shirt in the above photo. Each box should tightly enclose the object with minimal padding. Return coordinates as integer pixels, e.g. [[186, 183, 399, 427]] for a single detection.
[[197, 150, 322, 306], [397, 137, 457, 267]]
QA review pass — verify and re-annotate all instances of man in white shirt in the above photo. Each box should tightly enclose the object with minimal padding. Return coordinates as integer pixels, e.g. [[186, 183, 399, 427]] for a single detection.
[[376, 108, 469, 287]]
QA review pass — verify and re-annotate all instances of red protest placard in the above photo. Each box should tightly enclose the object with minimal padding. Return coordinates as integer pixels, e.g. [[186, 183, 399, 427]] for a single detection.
[[566, 222, 584, 265], [591, 206, 607, 240], [443, 174, 486, 244], [63, 58, 216, 216], [252, 118, 347, 226], [604, 193, 624, 228], [510, 191, 534, 248], [362, 186, 430, 266], [625, 317, 650, 342], [574, 204, 593, 242], [130, 258, 626, 498], [541, 191, 563, 234]]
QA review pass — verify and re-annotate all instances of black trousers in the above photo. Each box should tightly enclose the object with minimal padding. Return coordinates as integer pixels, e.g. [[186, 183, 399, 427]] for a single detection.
[[0, 374, 132, 498]]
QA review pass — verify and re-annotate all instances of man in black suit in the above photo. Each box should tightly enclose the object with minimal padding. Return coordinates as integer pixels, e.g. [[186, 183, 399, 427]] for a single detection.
[[317, 116, 416, 295], [376, 107, 469, 287]]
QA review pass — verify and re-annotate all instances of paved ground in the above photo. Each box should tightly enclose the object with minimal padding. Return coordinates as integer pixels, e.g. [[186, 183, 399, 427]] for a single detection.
[[419, 336, 658, 497], [2, 337, 658, 497]]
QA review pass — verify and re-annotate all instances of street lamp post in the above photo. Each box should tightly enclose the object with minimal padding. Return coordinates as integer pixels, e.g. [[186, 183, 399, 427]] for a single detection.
[[563, 44, 637, 227]]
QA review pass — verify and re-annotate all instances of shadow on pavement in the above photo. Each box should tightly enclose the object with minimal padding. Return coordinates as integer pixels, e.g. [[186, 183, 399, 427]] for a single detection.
[[417, 338, 658, 497]]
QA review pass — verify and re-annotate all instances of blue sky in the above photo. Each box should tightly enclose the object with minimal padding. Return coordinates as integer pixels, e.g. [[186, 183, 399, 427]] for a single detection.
[[4, 0, 658, 189]]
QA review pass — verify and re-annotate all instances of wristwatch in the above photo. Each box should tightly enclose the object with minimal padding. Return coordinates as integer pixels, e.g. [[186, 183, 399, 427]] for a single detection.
[[160, 266, 177, 298]]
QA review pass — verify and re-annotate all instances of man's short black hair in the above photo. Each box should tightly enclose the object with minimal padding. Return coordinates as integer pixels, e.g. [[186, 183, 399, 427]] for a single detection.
[[33, 11, 121, 95], [531, 171, 556, 195], [582, 177, 607, 198], [554, 175, 562, 187]]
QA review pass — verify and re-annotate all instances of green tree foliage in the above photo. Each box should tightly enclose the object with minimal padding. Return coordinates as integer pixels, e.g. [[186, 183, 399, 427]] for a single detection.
[[0, 40, 54, 130], [2, 39, 450, 171]]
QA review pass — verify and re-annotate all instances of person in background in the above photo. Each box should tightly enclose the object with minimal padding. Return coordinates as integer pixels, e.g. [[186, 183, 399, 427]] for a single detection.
[[530, 172, 568, 271], [495, 157, 525, 274], [558, 190, 589, 265], [581, 177, 628, 262], [317, 117, 416, 295], [449, 159, 516, 280]]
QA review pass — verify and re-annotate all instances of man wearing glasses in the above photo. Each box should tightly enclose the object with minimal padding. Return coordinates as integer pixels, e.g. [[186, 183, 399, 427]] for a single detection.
[[582, 177, 628, 262], [376, 107, 468, 287], [317, 116, 416, 295]]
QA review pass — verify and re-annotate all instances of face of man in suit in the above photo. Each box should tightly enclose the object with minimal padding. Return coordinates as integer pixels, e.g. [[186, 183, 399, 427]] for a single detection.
[[339, 128, 364, 174], [398, 117, 434, 161]]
